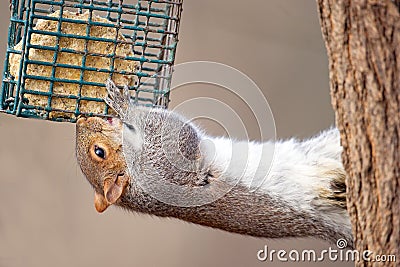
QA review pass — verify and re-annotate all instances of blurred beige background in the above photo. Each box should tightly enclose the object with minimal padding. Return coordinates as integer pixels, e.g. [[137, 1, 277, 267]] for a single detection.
[[0, 1, 353, 267]]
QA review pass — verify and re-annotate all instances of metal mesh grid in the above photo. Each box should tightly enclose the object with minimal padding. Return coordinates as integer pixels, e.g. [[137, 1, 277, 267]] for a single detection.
[[1, 0, 183, 122]]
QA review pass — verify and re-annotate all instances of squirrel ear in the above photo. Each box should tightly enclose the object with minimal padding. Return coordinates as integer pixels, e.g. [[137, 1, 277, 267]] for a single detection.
[[94, 191, 109, 213], [103, 175, 129, 205]]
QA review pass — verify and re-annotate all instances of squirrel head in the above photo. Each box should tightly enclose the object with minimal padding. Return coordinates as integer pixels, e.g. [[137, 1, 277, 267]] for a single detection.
[[76, 107, 207, 213], [76, 116, 129, 213], [76, 80, 209, 213]]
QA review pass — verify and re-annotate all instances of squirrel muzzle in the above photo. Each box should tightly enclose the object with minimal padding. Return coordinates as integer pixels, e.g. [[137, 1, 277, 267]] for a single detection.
[[94, 173, 129, 213]]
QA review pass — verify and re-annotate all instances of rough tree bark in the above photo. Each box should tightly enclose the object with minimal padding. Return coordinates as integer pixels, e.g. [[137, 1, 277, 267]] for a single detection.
[[317, 0, 399, 266]]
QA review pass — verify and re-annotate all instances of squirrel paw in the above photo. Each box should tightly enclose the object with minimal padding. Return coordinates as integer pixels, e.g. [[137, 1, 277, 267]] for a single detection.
[[105, 79, 131, 119]]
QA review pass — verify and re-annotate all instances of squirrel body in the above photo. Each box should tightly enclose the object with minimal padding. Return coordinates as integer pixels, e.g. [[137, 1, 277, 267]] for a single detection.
[[76, 80, 353, 247]]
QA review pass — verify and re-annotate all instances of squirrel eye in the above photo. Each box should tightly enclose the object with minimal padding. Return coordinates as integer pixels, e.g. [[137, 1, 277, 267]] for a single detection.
[[94, 145, 106, 159]]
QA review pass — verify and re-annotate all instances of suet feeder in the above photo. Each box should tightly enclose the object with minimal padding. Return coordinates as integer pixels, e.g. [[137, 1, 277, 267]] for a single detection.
[[1, 0, 183, 122]]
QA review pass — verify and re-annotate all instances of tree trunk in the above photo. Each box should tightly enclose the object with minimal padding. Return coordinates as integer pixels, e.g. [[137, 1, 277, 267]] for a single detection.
[[316, 0, 400, 266]]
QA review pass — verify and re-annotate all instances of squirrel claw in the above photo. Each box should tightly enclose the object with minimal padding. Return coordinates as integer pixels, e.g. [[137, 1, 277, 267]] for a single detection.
[[105, 79, 131, 120]]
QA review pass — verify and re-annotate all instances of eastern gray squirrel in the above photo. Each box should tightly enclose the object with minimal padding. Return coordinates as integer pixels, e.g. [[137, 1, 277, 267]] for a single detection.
[[76, 80, 353, 248]]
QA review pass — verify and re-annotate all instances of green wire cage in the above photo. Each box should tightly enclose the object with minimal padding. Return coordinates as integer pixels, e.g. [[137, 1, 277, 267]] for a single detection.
[[1, 0, 183, 122]]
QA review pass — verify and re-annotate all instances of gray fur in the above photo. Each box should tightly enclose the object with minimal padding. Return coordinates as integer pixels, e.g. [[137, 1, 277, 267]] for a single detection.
[[76, 80, 354, 249]]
